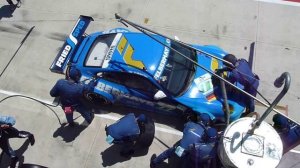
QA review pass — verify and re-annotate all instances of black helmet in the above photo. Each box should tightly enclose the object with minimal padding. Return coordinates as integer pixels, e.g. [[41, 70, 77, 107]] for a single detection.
[[69, 67, 81, 81], [223, 54, 237, 67]]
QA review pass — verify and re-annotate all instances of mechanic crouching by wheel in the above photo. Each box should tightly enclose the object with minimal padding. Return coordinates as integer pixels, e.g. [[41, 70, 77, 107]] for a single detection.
[[50, 67, 96, 126], [105, 113, 155, 157], [150, 113, 218, 168]]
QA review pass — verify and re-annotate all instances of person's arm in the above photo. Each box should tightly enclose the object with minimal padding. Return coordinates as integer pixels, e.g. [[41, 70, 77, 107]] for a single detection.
[[50, 80, 62, 97], [215, 67, 231, 74], [83, 79, 97, 93]]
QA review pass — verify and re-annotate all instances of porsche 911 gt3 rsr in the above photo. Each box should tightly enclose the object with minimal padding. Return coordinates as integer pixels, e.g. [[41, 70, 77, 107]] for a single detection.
[[50, 15, 246, 122]]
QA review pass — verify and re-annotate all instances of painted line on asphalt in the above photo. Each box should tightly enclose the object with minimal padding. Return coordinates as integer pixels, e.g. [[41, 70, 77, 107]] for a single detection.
[[0, 89, 54, 105], [256, 0, 300, 6]]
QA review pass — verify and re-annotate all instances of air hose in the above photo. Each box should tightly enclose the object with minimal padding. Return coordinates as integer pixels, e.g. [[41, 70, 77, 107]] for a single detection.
[[0, 94, 63, 125]]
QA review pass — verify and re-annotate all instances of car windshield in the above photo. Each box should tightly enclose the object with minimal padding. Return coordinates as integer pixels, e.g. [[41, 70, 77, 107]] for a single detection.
[[85, 34, 116, 67], [159, 40, 196, 96]]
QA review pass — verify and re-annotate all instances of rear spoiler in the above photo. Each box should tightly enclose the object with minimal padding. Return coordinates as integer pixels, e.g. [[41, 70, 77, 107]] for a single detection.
[[50, 15, 94, 74]]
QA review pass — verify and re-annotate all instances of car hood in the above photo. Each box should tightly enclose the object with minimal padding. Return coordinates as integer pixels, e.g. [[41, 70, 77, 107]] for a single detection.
[[174, 45, 245, 120], [109, 32, 167, 76]]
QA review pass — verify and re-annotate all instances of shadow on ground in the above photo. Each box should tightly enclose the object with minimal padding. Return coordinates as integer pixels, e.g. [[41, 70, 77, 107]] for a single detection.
[[0, 4, 16, 20], [0, 139, 29, 168], [52, 123, 88, 143]]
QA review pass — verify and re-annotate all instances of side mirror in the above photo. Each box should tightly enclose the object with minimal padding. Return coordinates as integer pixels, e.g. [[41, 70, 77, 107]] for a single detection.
[[154, 90, 167, 100]]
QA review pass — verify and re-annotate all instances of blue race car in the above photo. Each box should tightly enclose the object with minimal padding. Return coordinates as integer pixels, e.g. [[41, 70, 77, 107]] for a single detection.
[[50, 15, 246, 122]]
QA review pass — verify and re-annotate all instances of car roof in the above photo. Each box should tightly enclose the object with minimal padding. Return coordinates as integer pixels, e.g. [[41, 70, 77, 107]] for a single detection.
[[109, 32, 167, 76]]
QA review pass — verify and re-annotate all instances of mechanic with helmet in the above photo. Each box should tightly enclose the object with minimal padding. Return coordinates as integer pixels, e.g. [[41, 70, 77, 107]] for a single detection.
[[50, 67, 96, 126], [150, 113, 217, 168], [216, 54, 260, 115], [105, 113, 155, 157], [272, 114, 300, 154]]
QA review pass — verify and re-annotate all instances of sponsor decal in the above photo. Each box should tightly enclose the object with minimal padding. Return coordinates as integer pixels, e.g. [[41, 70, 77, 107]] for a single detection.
[[55, 45, 71, 68], [194, 73, 213, 95], [95, 81, 177, 111], [69, 20, 86, 45], [154, 39, 171, 80], [102, 33, 122, 68]]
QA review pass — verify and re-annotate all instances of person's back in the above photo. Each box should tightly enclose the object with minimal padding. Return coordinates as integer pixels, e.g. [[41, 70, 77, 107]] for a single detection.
[[106, 113, 140, 143], [50, 79, 85, 107], [187, 128, 219, 168], [49, 67, 96, 125], [221, 54, 259, 113], [105, 113, 153, 157], [180, 121, 206, 149], [230, 58, 259, 89]]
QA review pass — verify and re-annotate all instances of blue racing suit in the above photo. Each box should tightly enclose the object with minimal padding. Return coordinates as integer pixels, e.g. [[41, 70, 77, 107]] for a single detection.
[[105, 113, 154, 157], [106, 113, 141, 143], [220, 59, 259, 112], [50, 79, 96, 124], [151, 121, 206, 167], [273, 114, 300, 154]]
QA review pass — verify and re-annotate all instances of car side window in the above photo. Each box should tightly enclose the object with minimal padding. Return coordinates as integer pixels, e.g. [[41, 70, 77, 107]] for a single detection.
[[102, 72, 158, 95]]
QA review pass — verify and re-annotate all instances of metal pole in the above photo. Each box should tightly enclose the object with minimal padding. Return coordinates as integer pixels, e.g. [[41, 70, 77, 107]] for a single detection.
[[250, 72, 291, 133]]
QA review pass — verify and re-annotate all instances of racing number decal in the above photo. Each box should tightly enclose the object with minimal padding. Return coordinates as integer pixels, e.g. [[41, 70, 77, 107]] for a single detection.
[[124, 45, 145, 69], [117, 36, 145, 69]]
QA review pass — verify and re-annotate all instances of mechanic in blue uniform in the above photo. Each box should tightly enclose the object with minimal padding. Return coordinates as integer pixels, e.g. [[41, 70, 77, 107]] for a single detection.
[[216, 54, 259, 114], [105, 113, 155, 157], [0, 115, 35, 167], [50, 67, 96, 126], [272, 114, 300, 154], [187, 128, 219, 168], [150, 113, 216, 168]]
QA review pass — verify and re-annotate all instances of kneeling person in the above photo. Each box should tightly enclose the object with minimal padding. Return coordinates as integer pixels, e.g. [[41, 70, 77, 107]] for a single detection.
[[105, 113, 155, 157]]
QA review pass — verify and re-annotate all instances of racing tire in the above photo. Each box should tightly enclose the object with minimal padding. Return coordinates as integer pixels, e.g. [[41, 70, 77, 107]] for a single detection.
[[138, 117, 155, 147], [84, 92, 111, 105]]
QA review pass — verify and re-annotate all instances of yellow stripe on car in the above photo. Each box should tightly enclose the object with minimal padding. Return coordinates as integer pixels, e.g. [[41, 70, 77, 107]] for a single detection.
[[123, 44, 145, 69], [117, 36, 127, 54]]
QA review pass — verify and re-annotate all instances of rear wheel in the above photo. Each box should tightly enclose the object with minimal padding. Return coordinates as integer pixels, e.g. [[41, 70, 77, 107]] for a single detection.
[[84, 92, 111, 105]]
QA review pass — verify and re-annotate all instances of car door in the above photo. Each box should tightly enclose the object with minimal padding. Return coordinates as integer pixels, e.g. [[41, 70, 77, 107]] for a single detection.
[[100, 71, 159, 110]]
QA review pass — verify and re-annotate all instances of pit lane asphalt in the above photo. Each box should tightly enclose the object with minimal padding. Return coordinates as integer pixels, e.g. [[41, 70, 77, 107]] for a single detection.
[[0, 0, 300, 167]]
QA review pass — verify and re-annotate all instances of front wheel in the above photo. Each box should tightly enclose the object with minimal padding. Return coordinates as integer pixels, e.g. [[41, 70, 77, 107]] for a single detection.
[[84, 92, 111, 105]]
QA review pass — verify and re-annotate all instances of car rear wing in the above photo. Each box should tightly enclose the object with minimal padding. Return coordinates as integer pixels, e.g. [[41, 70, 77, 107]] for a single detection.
[[50, 15, 94, 74]]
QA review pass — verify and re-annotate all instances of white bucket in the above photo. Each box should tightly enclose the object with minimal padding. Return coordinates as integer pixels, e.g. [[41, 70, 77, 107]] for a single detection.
[[218, 117, 283, 168]]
